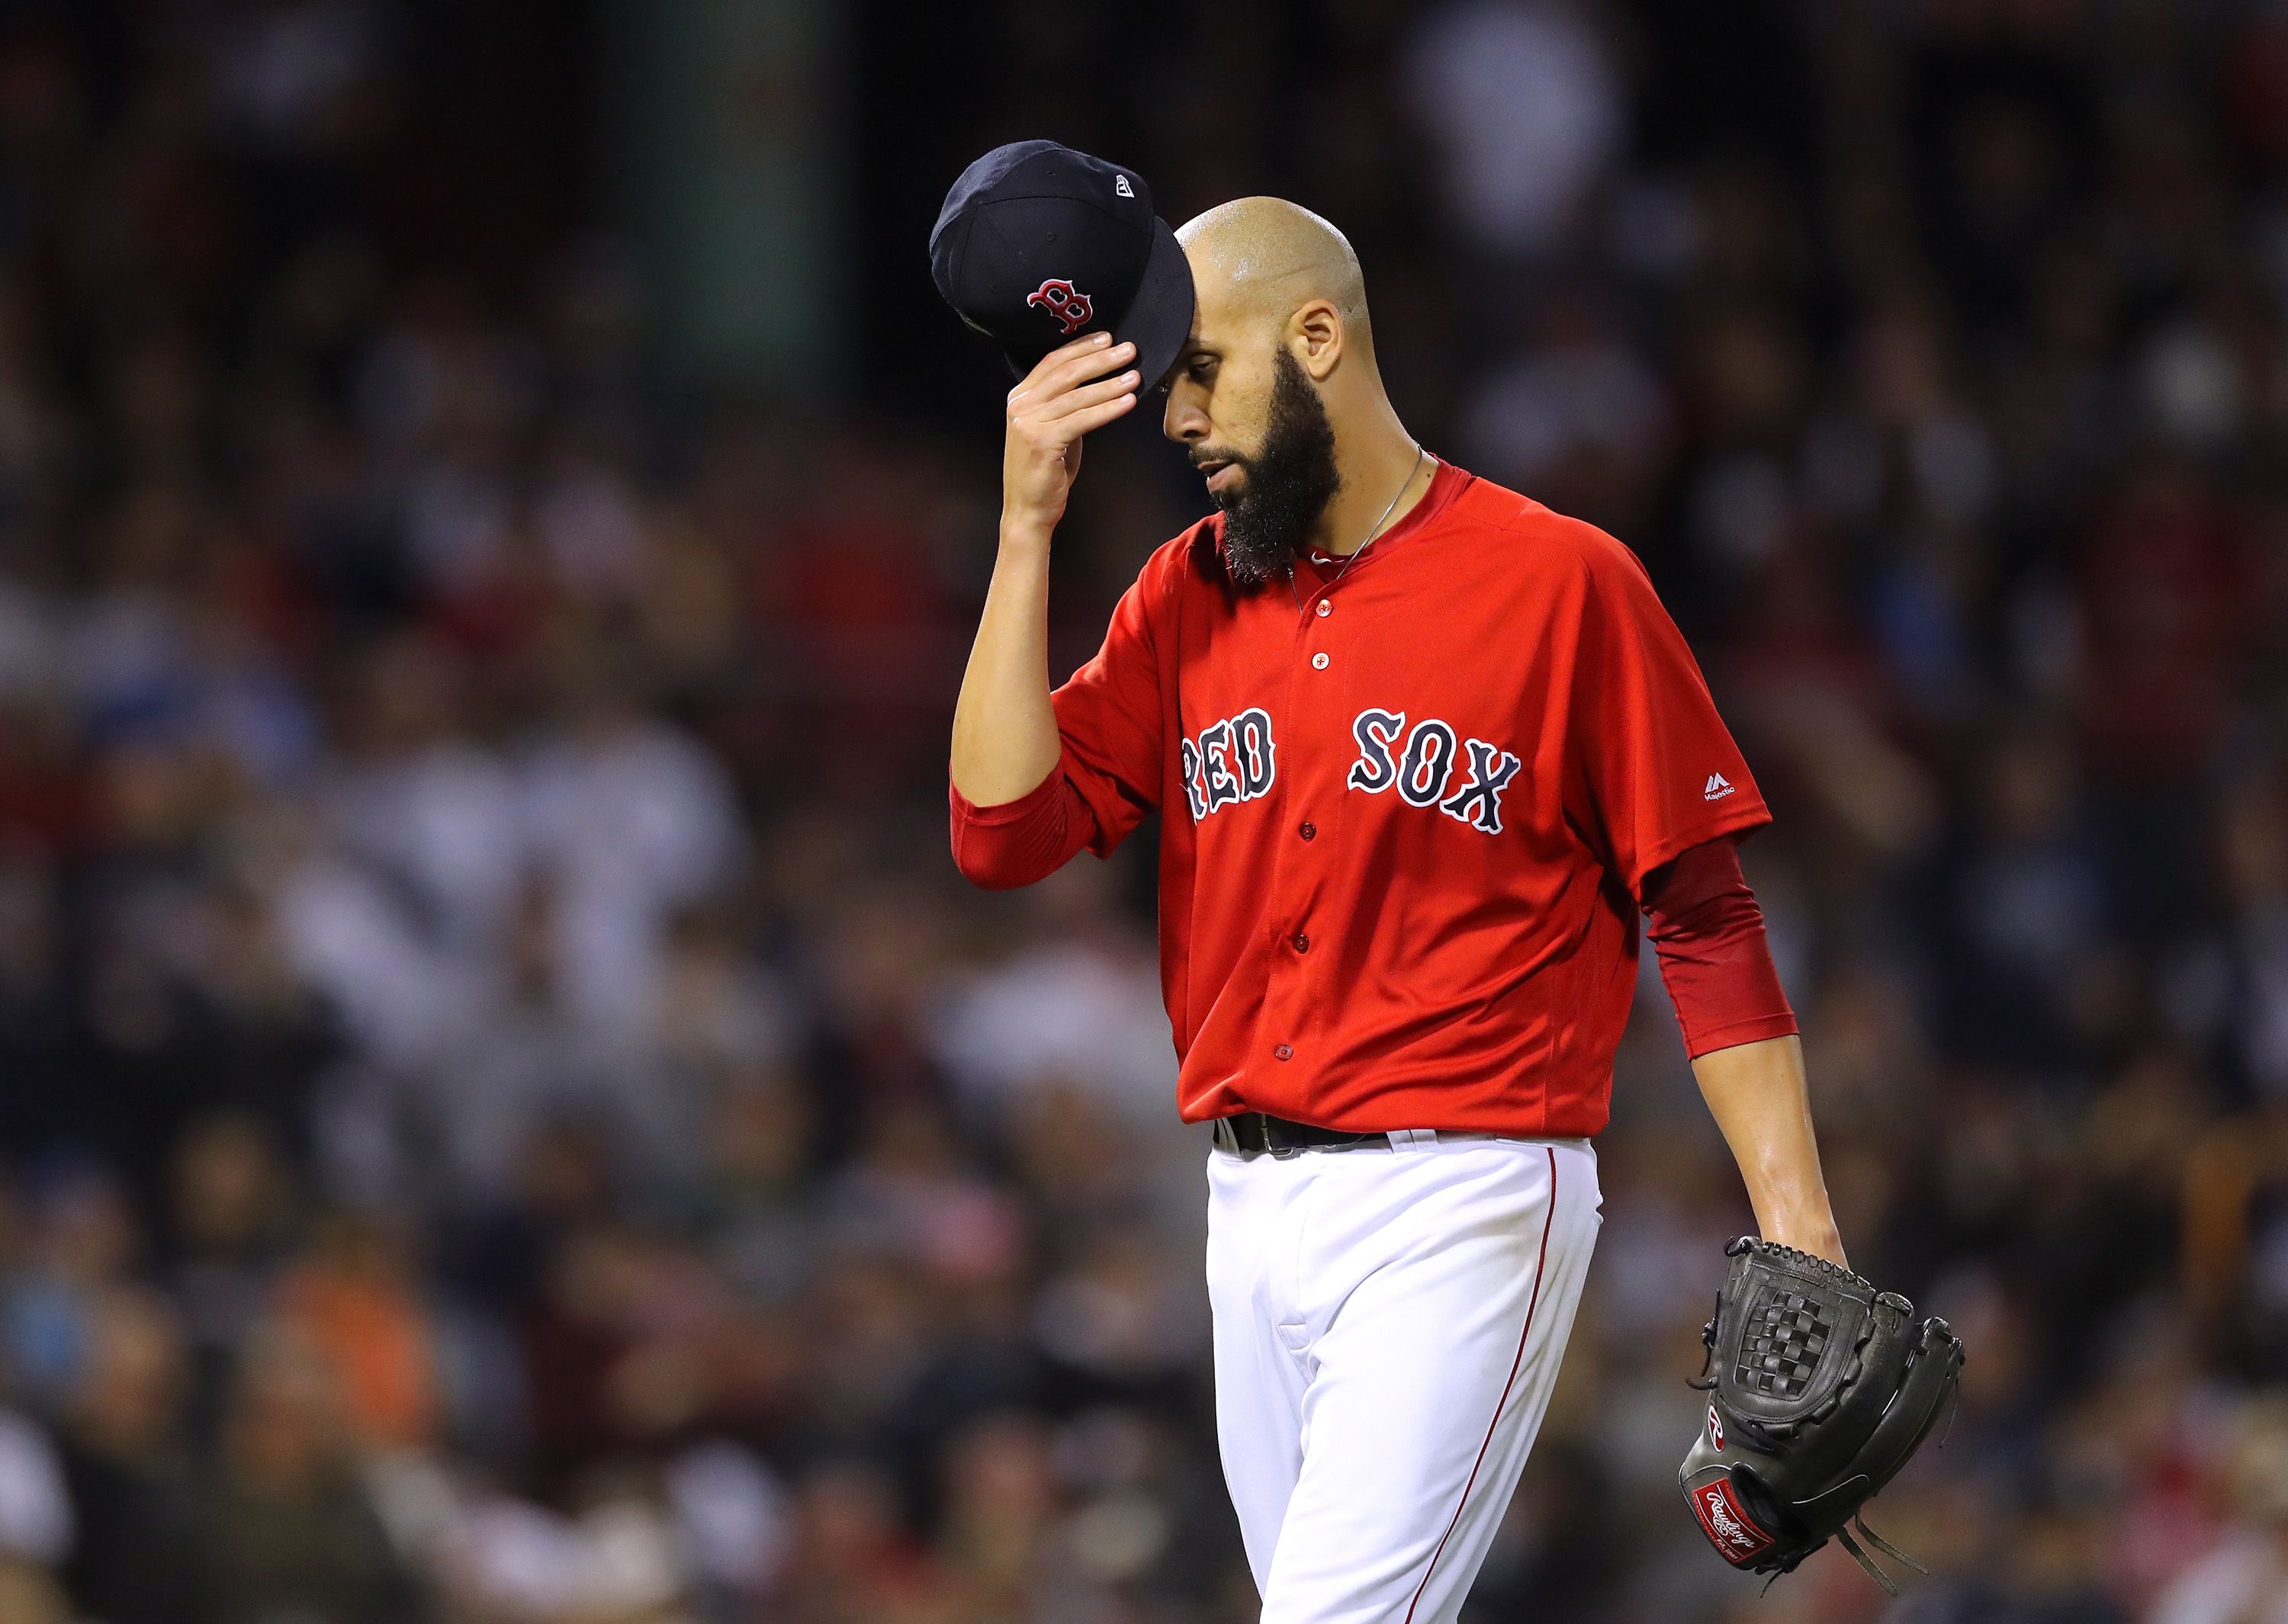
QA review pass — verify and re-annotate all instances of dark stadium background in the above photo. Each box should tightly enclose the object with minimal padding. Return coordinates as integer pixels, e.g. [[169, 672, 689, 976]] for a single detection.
[[0, 2, 2278, 1621]]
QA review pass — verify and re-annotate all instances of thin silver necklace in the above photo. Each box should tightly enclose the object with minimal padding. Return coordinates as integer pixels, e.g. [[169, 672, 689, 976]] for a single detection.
[[1293, 443, 1426, 612]]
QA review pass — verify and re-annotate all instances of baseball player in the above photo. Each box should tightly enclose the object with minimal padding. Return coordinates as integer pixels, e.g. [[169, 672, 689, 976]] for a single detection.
[[936, 145, 1846, 1622]]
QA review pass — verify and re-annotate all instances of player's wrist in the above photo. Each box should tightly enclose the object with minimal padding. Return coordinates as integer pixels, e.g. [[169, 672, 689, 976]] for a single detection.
[[997, 513, 1057, 557], [1761, 1218, 1846, 1269]]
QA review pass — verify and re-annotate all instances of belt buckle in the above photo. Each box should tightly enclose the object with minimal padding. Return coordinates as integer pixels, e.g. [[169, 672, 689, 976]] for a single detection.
[[1258, 1112, 1303, 1159]]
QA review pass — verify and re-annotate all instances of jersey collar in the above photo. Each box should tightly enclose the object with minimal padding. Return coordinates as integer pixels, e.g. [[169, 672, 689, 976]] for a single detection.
[[1292, 455, 1470, 589]]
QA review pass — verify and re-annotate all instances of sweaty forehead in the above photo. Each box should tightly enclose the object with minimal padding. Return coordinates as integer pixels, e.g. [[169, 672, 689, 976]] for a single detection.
[[1178, 197, 1367, 341], [1182, 244, 1274, 341]]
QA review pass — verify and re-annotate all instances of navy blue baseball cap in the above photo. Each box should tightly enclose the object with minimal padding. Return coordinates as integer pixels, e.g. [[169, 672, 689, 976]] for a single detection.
[[930, 140, 1195, 388]]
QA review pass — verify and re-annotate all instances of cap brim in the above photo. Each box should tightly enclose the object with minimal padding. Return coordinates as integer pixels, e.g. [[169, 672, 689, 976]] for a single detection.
[[1113, 217, 1195, 392]]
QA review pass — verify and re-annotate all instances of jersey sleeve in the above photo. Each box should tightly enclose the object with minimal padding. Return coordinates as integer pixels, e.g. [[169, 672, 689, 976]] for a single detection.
[[949, 545, 1173, 888], [1049, 553, 1171, 851], [1565, 528, 1771, 900]]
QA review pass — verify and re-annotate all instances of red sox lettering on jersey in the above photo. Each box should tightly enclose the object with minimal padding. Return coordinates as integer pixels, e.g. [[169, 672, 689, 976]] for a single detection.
[[1181, 707, 1524, 834], [1343, 709, 1522, 833], [951, 458, 1771, 1140], [1181, 708, 1277, 821]]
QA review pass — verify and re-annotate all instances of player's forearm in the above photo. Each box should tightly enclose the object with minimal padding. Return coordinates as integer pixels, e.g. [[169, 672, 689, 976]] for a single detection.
[[950, 522, 1062, 805], [956, 332, 1138, 804], [1690, 1034, 1846, 1267]]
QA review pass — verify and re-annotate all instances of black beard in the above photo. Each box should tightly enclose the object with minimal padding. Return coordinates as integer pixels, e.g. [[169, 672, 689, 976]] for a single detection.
[[1203, 350, 1341, 589]]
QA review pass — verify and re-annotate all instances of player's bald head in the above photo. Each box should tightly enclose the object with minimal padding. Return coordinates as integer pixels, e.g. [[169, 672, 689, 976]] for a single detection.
[[1177, 197, 1372, 352], [1162, 199, 1419, 589]]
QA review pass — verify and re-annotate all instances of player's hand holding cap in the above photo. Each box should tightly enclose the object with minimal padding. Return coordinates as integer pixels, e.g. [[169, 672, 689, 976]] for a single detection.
[[929, 140, 1195, 390]]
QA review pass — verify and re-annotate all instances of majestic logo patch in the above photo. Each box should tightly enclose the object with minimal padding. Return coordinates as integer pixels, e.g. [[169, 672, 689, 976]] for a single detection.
[[1703, 772, 1734, 802], [1689, 1478, 1773, 1564], [1181, 708, 1276, 823], [1346, 708, 1522, 834], [1706, 1403, 1725, 1451], [1026, 278, 1094, 335]]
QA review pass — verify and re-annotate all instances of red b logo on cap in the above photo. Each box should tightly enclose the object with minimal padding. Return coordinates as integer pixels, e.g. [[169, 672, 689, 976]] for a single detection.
[[1027, 278, 1094, 335]]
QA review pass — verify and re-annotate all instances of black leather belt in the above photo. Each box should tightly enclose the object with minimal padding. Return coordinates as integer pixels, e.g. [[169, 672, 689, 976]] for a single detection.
[[1211, 1110, 1389, 1158]]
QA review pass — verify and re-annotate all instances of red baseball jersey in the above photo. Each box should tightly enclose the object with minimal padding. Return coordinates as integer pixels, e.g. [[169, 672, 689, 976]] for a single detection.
[[950, 458, 1781, 1138]]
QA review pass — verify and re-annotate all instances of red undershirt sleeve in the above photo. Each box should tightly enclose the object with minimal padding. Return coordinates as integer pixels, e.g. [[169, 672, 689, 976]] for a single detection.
[[1640, 834, 1800, 1060], [947, 757, 1097, 890]]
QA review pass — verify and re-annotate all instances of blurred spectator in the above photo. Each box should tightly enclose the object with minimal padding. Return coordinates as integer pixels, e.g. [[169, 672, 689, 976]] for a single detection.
[[0, 1375, 69, 1571], [275, 1210, 436, 1452], [202, 1324, 410, 1624], [517, 644, 740, 1034], [1403, 1, 1622, 259], [56, 1289, 202, 1624], [2148, 1395, 2288, 1624]]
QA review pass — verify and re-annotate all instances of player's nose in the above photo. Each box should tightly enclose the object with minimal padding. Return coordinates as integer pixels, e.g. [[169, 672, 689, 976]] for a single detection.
[[1162, 390, 1208, 443]]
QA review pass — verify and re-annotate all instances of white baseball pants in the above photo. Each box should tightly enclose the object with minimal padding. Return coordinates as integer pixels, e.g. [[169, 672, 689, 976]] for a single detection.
[[1205, 1131, 1602, 1623]]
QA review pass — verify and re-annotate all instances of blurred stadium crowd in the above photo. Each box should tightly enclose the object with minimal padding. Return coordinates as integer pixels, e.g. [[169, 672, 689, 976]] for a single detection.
[[0, 2, 2283, 1622]]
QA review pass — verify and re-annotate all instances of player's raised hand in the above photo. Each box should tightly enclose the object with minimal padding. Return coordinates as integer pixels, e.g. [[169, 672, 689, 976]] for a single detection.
[[1001, 332, 1139, 538]]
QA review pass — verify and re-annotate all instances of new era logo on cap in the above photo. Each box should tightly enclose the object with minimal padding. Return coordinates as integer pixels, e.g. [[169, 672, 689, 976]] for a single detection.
[[1115, 175, 1134, 197]]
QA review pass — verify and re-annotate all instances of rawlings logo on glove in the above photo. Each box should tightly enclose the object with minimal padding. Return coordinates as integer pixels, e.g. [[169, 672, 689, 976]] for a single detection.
[[1677, 1238, 1964, 1593], [1689, 1478, 1772, 1561]]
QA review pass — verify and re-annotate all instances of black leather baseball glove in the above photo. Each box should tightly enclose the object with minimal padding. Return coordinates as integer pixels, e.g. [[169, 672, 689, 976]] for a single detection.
[[1677, 1238, 1964, 1592]]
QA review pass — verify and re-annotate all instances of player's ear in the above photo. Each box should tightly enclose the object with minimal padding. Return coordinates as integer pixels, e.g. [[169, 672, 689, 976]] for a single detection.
[[1290, 299, 1344, 380]]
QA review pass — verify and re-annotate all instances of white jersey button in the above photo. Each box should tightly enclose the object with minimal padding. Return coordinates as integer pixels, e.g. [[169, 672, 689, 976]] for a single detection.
[[1316, 600, 1331, 617], [1311, 652, 1330, 670]]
